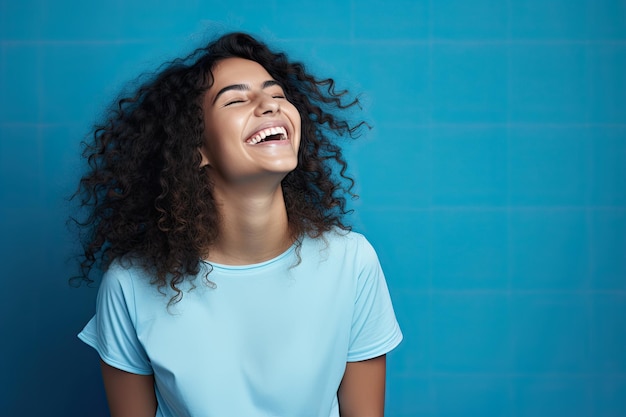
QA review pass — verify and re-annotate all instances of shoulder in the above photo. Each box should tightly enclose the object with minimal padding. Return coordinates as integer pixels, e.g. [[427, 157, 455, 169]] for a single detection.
[[300, 229, 380, 270], [102, 257, 149, 286], [98, 257, 155, 301], [324, 229, 379, 258], [97, 257, 172, 321], [308, 228, 368, 248]]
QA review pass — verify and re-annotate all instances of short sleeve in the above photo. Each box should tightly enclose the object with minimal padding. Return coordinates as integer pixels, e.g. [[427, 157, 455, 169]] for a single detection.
[[78, 262, 153, 375], [347, 236, 403, 362]]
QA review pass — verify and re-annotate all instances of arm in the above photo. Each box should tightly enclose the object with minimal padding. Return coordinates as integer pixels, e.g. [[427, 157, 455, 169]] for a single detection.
[[100, 360, 157, 417], [337, 354, 387, 417]]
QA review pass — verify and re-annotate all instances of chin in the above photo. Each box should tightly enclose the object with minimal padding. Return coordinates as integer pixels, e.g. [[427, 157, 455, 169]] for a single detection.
[[269, 160, 298, 173]]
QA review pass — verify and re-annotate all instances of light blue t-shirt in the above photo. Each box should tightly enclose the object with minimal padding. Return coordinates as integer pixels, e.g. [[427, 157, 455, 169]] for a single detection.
[[79, 230, 402, 417]]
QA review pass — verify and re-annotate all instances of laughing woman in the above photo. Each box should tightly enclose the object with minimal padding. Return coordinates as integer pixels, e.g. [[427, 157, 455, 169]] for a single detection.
[[75, 32, 402, 417]]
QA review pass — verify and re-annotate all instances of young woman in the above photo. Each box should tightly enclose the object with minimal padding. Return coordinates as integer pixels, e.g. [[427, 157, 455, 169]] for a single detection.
[[75, 32, 402, 417]]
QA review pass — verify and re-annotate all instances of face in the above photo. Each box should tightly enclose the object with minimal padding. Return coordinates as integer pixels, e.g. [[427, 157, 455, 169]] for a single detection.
[[200, 57, 301, 187]]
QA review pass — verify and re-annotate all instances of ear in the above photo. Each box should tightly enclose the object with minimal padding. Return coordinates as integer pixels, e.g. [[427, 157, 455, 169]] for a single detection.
[[199, 146, 211, 168]]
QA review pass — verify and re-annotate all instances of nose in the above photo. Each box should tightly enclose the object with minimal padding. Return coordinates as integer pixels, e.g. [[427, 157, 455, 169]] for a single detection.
[[254, 93, 280, 116]]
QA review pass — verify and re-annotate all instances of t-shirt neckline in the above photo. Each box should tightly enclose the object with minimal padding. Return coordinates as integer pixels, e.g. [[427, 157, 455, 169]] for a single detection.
[[202, 240, 298, 272]]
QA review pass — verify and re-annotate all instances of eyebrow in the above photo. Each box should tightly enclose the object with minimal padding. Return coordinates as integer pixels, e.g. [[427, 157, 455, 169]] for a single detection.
[[212, 80, 281, 105]]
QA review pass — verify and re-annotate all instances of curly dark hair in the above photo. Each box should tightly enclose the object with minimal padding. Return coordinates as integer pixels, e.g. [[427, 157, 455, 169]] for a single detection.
[[71, 32, 365, 303]]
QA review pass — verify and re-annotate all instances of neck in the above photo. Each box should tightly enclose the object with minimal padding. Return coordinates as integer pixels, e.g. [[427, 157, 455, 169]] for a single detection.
[[206, 180, 293, 265]]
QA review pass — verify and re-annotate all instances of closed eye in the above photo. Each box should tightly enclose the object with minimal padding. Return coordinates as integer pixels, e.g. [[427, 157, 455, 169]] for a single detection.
[[224, 99, 245, 106]]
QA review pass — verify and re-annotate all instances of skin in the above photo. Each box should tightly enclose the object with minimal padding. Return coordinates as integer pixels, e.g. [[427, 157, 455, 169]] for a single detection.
[[100, 57, 387, 416], [198, 57, 302, 265], [100, 360, 156, 417], [338, 355, 387, 417]]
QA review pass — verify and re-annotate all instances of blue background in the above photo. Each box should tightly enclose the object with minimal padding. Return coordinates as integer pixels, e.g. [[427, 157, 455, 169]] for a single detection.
[[1, 1, 625, 416]]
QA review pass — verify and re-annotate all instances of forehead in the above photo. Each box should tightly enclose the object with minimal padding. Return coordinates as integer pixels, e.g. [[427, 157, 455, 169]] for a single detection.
[[210, 57, 273, 87]]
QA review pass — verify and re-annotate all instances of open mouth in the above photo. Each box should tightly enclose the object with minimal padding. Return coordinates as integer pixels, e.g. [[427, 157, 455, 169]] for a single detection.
[[246, 126, 288, 145]]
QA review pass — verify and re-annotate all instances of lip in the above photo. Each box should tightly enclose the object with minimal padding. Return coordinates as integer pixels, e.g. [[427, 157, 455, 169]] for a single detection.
[[244, 121, 291, 144]]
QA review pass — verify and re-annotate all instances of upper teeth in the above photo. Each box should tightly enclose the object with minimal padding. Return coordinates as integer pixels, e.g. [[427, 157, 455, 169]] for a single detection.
[[247, 126, 287, 144]]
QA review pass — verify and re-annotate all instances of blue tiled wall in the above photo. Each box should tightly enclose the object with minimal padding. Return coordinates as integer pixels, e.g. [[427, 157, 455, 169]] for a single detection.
[[1, 1, 624, 416]]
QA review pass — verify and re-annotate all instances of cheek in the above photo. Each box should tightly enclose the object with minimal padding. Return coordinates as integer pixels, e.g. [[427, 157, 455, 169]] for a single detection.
[[204, 114, 239, 148], [286, 104, 302, 132], [292, 111, 303, 139]]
